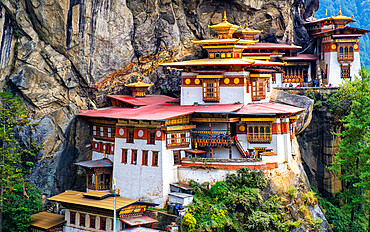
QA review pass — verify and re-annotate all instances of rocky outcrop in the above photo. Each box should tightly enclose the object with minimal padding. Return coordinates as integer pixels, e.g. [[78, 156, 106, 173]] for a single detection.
[[275, 88, 342, 197], [270, 89, 314, 134], [0, 0, 319, 195]]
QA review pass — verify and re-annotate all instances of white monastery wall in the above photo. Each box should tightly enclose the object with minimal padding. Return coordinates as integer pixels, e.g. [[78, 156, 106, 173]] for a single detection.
[[326, 52, 342, 87], [352, 52, 361, 78], [64, 209, 115, 232]]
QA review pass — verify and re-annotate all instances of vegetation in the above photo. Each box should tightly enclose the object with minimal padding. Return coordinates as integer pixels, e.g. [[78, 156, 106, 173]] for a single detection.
[[0, 91, 43, 231], [182, 168, 323, 232], [325, 67, 370, 230]]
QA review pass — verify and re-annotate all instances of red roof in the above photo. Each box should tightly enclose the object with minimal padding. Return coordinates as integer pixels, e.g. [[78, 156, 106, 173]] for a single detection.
[[281, 54, 318, 61], [79, 103, 243, 121], [236, 103, 304, 115], [246, 42, 299, 50], [75, 158, 113, 168], [107, 95, 178, 106]]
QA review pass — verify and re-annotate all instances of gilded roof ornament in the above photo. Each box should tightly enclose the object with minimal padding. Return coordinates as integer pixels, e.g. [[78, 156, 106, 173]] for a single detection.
[[338, 6, 342, 16], [125, 77, 154, 88]]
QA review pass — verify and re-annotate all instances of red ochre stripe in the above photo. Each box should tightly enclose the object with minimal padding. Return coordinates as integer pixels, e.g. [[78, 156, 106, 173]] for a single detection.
[[181, 162, 278, 170]]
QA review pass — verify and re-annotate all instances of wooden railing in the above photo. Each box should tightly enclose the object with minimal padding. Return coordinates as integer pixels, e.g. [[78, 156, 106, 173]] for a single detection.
[[234, 137, 247, 158]]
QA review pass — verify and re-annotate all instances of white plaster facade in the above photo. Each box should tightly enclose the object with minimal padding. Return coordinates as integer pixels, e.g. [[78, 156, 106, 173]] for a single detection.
[[64, 209, 117, 232], [113, 137, 189, 206], [325, 51, 362, 87]]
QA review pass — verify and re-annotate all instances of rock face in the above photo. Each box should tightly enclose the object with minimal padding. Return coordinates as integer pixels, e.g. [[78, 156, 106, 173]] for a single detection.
[[0, 0, 319, 195], [275, 88, 342, 197]]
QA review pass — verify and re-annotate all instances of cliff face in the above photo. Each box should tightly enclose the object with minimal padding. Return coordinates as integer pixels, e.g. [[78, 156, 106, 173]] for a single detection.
[[0, 0, 319, 195]]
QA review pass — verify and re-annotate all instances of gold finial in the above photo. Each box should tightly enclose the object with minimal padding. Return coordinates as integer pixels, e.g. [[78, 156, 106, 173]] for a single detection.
[[325, 9, 327, 17], [291, 36, 295, 46], [338, 6, 342, 16], [245, 20, 249, 28], [137, 77, 142, 82], [223, 11, 227, 22]]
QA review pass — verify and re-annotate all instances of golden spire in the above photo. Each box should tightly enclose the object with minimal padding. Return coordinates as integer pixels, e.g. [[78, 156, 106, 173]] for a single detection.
[[325, 9, 327, 17], [245, 20, 249, 28], [338, 6, 342, 16], [223, 11, 227, 22]]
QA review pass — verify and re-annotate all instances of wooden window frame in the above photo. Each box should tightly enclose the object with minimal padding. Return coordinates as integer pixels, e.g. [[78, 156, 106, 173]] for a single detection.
[[247, 123, 272, 143], [79, 213, 86, 227], [121, 149, 127, 164], [127, 128, 134, 143], [70, 211, 76, 225], [89, 215, 96, 229], [173, 150, 181, 165], [338, 44, 354, 61], [152, 151, 159, 167], [251, 79, 266, 101], [166, 132, 190, 148], [131, 150, 137, 165], [142, 150, 148, 166], [202, 79, 220, 102], [100, 217, 106, 230], [341, 63, 351, 79], [147, 130, 155, 144], [93, 125, 115, 141]]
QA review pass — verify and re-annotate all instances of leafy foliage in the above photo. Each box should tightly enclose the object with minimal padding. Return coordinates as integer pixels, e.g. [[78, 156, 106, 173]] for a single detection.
[[2, 184, 43, 232], [327, 67, 370, 230], [0, 91, 43, 231], [183, 168, 323, 231]]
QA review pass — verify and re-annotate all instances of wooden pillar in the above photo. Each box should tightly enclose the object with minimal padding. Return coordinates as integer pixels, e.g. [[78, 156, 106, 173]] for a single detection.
[[211, 148, 213, 158], [95, 170, 98, 190], [229, 146, 232, 159], [86, 171, 89, 190]]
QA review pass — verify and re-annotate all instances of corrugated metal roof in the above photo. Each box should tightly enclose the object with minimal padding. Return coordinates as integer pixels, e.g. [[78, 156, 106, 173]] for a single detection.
[[235, 103, 305, 115], [79, 104, 243, 121], [75, 158, 113, 168], [246, 42, 301, 50], [83, 191, 112, 199], [107, 95, 178, 106], [29, 212, 65, 230], [47, 191, 139, 211], [120, 215, 158, 226], [281, 54, 318, 61]]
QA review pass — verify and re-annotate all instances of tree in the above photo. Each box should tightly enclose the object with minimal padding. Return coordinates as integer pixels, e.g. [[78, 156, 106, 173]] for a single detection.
[[2, 183, 43, 231], [0, 91, 42, 231], [329, 67, 370, 230]]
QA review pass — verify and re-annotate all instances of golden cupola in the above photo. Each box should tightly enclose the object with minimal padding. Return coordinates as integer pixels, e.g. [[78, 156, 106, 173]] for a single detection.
[[125, 77, 154, 97]]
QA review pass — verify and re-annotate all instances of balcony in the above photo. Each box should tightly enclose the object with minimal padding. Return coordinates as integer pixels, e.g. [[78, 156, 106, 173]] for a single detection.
[[192, 130, 231, 147]]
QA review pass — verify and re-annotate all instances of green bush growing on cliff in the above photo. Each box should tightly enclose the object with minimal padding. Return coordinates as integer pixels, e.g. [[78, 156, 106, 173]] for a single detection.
[[327, 67, 370, 231], [183, 168, 323, 232], [0, 91, 43, 231]]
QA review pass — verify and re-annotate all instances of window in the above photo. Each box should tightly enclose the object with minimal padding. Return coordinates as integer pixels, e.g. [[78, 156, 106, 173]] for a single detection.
[[127, 129, 134, 143], [173, 150, 181, 165], [70, 211, 76, 225], [341, 64, 350, 78], [166, 132, 190, 148], [80, 213, 86, 227], [338, 44, 354, 61], [247, 124, 272, 143], [122, 149, 127, 164], [90, 215, 96, 228], [93, 125, 115, 141], [251, 79, 266, 101], [148, 130, 155, 144], [152, 151, 159, 166], [202, 79, 219, 102], [142, 150, 148, 166], [100, 217, 106, 230], [131, 150, 137, 165]]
